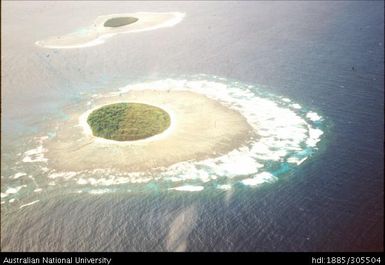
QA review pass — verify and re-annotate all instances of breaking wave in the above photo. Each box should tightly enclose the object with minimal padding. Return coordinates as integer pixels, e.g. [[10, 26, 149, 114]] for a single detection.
[[2, 75, 326, 204]]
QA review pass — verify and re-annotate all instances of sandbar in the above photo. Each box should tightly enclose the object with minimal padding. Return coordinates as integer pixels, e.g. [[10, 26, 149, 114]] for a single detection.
[[35, 12, 185, 49], [45, 90, 255, 172]]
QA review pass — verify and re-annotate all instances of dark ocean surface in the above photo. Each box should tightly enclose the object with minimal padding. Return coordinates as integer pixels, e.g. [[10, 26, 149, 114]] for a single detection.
[[1, 1, 383, 251]]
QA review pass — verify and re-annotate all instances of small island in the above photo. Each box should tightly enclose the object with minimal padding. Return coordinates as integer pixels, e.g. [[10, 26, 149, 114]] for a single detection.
[[35, 12, 185, 49], [47, 90, 254, 172], [103, 17, 138, 27], [87, 102, 171, 141]]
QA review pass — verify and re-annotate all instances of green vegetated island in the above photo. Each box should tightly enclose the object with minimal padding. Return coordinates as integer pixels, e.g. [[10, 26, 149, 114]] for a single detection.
[[87, 103, 171, 141], [103, 17, 139, 27]]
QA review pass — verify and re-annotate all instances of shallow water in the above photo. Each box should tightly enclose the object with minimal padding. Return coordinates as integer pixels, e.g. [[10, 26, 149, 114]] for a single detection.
[[1, 1, 383, 251]]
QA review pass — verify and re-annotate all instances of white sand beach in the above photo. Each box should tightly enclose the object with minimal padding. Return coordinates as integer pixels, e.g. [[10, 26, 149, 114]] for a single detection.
[[45, 90, 255, 172], [35, 12, 185, 49]]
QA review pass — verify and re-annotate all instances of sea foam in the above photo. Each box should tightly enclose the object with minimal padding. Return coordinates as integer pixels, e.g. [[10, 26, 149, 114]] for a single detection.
[[21, 76, 325, 192]]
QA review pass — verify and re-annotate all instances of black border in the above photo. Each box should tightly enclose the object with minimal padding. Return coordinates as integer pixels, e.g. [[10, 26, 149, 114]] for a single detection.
[[0, 0, 384, 263], [1, 252, 384, 264]]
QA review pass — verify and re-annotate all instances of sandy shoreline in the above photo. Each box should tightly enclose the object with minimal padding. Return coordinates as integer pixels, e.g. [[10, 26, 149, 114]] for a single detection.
[[35, 12, 185, 49], [46, 90, 255, 172]]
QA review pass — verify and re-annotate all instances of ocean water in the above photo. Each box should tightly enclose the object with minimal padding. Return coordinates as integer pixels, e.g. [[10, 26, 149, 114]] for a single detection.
[[1, 1, 383, 251]]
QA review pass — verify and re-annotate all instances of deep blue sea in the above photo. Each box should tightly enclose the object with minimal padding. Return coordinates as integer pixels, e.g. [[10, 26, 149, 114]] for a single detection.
[[1, 1, 383, 251]]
